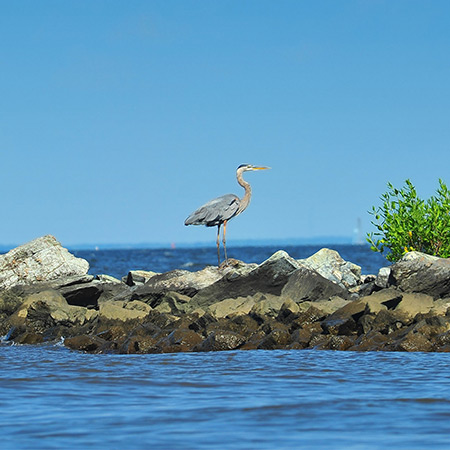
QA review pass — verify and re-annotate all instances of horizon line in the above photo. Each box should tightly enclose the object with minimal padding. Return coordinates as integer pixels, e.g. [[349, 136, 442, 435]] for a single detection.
[[0, 235, 367, 251]]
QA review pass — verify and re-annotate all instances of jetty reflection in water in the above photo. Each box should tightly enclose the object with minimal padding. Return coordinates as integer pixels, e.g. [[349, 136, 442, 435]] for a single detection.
[[1, 345, 450, 450]]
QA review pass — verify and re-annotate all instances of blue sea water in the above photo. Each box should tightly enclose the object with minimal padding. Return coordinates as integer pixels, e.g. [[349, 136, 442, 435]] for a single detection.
[[3, 245, 450, 450], [1, 345, 450, 450]]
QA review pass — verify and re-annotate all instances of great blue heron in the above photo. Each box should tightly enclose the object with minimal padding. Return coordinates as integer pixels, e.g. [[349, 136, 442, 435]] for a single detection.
[[184, 164, 270, 265]]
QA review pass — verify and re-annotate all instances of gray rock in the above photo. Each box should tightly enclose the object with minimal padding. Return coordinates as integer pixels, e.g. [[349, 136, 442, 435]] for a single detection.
[[97, 282, 133, 304], [9, 289, 98, 330], [0, 235, 89, 290], [299, 248, 362, 289], [298, 296, 351, 316], [395, 293, 435, 317], [281, 266, 350, 303], [123, 270, 159, 286], [96, 274, 122, 284], [99, 301, 151, 321], [359, 288, 403, 314], [132, 266, 223, 300], [152, 291, 192, 315], [1, 275, 104, 309], [375, 267, 392, 289], [249, 294, 288, 319], [59, 279, 103, 308], [208, 295, 257, 319], [390, 251, 450, 298], [189, 251, 300, 310]]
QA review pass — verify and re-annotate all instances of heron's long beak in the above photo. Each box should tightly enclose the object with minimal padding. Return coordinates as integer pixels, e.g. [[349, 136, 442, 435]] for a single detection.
[[252, 166, 271, 170]]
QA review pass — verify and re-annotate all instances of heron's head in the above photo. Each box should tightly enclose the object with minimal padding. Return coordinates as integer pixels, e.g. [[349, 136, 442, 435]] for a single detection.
[[237, 164, 271, 172]]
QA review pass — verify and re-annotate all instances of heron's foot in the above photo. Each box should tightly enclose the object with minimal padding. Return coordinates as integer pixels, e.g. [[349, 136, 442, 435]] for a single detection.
[[218, 258, 241, 270]]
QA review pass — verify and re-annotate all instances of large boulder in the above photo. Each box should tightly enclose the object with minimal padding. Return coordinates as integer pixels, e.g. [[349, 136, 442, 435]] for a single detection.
[[281, 266, 350, 303], [0, 235, 89, 290], [208, 295, 257, 319], [2, 275, 104, 309], [8, 289, 98, 331], [298, 248, 362, 289], [188, 251, 300, 310], [131, 266, 224, 300], [390, 251, 450, 298], [98, 301, 151, 321]]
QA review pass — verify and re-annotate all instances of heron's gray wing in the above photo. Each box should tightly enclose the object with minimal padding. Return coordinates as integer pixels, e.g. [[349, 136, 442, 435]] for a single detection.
[[185, 194, 240, 226]]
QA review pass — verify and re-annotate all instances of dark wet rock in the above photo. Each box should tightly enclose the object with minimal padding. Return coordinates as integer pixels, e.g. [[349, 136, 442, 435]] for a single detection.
[[59, 279, 103, 308], [277, 299, 300, 320], [286, 306, 327, 334], [229, 314, 260, 334], [0, 235, 89, 290], [158, 328, 203, 353], [123, 335, 160, 354], [14, 331, 44, 345], [281, 266, 350, 303], [195, 330, 246, 352], [258, 326, 291, 350], [390, 251, 450, 298], [309, 334, 332, 349], [291, 322, 323, 347], [433, 329, 450, 351], [391, 331, 433, 352], [119, 322, 165, 354], [248, 294, 288, 322], [64, 334, 111, 353], [358, 314, 375, 334], [240, 330, 267, 350], [321, 301, 366, 335], [182, 312, 218, 334], [370, 309, 411, 335], [322, 335, 356, 351], [350, 331, 390, 351]]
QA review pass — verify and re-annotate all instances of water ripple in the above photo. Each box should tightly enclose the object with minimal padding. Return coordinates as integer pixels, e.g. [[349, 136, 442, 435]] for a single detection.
[[1, 346, 450, 449]]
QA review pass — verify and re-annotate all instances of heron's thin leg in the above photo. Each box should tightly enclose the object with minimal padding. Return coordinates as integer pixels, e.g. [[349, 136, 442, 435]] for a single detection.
[[216, 224, 221, 266], [222, 220, 228, 263]]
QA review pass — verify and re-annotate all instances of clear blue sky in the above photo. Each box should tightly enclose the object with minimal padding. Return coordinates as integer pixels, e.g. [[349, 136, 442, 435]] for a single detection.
[[1, 0, 449, 247]]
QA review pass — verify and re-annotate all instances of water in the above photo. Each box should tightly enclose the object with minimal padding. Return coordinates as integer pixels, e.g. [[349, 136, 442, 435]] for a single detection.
[[72, 244, 388, 279], [1, 345, 450, 449]]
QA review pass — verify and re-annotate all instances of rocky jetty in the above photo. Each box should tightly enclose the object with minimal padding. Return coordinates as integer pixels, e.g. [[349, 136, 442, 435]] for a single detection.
[[1, 235, 450, 353]]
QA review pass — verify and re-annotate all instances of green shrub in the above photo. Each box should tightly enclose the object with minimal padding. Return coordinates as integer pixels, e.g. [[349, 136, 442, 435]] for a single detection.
[[367, 179, 450, 262]]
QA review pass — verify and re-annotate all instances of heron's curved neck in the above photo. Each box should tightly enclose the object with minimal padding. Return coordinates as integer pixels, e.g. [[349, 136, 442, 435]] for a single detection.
[[237, 170, 252, 214]]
